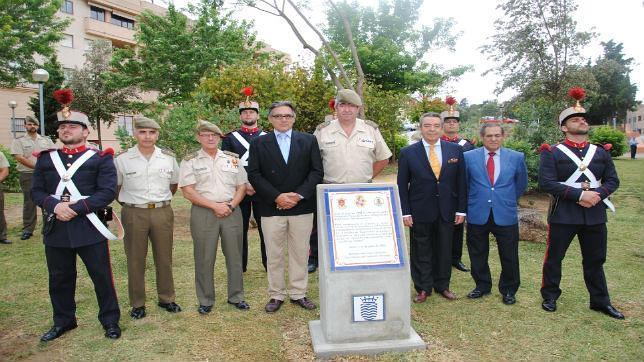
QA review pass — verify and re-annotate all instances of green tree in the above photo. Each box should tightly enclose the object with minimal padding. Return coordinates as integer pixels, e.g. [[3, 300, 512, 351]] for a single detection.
[[586, 40, 639, 125], [325, 0, 466, 94], [69, 40, 139, 148], [482, 0, 594, 99], [28, 56, 65, 139], [0, 0, 70, 87], [110, 1, 260, 102]]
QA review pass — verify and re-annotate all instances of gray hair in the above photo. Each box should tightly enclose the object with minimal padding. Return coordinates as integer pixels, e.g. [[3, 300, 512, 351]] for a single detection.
[[479, 123, 505, 137], [268, 101, 296, 116], [419, 112, 443, 126]]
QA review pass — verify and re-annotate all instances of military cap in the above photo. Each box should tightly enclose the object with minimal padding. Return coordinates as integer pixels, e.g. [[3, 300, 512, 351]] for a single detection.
[[239, 101, 260, 113], [440, 96, 459, 121], [57, 109, 90, 128], [195, 120, 224, 136], [24, 115, 39, 126], [335, 89, 363, 107], [134, 115, 160, 130], [558, 87, 587, 126]]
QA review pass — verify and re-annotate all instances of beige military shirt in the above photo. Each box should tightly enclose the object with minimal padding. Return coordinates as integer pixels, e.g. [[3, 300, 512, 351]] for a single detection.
[[115, 146, 179, 204], [10, 134, 55, 173], [178, 149, 247, 202], [0, 152, 9, 169], [314, 118, 392, 183]]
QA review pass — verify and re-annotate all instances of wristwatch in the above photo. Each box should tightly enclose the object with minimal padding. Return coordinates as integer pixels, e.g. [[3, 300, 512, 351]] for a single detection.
[[227, 204, 235, 211]]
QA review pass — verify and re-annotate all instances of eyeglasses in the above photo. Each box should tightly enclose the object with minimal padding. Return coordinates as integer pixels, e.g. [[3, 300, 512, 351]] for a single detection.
[[270, 114, 294, 119]]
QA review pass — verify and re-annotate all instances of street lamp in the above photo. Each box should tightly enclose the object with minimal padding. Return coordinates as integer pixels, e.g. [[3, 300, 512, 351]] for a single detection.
[[8, 101, 17, 139], [32, 68, 49, 136]]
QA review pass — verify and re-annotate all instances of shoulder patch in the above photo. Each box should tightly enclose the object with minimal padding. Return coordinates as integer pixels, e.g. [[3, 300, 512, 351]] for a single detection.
[[364, 119, 379, 129], [594, 143, 613, 151], [183, 152, 198, 161], [161, 148, 176, 157], [222, 150, 239, 158], [316, 120, 331, 131]]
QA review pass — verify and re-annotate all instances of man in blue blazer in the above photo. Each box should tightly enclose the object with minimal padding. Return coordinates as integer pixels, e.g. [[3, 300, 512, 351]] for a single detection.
[[398, 112, 467, 303], [463, 123, 527, 305]]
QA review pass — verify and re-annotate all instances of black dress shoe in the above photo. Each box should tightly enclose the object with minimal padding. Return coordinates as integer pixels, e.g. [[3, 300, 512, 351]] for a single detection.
[[228, 300, 250, 310], [307, 260, 318, 274], [453, 261, 469, 272], [20, 231, 33, 240], [130, 306, 146, 319], [502, 293, 516, 305], [198, 305, 212, 315], [158, 301, 182, 313], [265, 299, 284, 313], [0, 239, 11, 244], [290, 297, 317, 310], [467, 289, 491, 299], [40, 323, 77, 342], [590, 304, 625, 320], [104, 324, 121, 339], [542, 299, 557, 312]]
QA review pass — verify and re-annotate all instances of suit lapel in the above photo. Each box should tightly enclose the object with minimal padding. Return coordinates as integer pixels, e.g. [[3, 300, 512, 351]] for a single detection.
[[478, 148, 491, 186], [286, 131, 297, 166], [414, 141, 434, 179], [265, 132, 287, 168]]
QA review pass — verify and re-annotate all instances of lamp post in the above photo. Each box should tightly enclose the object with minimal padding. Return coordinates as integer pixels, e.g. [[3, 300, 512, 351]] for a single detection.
[[32, 68, 49, 136], [8, 101, 17, 139]]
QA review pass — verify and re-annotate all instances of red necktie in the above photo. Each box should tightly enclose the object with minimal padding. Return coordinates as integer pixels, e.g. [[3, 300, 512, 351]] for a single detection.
[[487, 152, 495, 185]]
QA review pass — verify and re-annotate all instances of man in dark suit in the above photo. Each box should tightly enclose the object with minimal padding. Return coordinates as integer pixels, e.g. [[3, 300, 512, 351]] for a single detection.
[[440, 100, 475, 272], [31, 109, 121, 341], [398, 112, 466, 303], [463, 123, 528, 305], [221, 96, 267, 272], [539, 90, 623, 319], [247, 101, 323, 313]]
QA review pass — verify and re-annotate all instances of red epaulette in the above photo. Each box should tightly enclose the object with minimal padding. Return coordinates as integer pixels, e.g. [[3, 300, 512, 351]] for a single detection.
[[538, 143, 552, 153], [32, 148, 57, 158], [602, 143, 612, 151], [99, 147, 115, 157]]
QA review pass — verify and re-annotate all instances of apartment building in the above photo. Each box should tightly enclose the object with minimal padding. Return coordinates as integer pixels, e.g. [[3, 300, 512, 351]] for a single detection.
[[626, 103, 644, 133], [0, 0, 166, 150]]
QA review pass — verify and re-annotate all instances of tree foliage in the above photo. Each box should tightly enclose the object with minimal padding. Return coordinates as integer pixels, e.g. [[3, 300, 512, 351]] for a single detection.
[[110, 1, 261, 102], [482, 0, 594, 98], [0, 0, 70, 87], [590, 126, 627, 157], [69, 40, 138, 148], [28, 56, 65, 139], [325, 0, 465, 93], [586, 40, 639, 125]]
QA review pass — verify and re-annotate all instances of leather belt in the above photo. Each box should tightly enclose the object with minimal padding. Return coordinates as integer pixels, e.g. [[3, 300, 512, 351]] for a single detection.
[[123, 201, 171, 209]]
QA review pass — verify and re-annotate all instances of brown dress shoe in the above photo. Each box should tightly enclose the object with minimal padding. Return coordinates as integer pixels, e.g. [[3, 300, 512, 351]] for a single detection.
[[265, 299, 284, 313], [440, 289, 457, 300], [413, 290, 429, 303], [290, 297, 316, 310]]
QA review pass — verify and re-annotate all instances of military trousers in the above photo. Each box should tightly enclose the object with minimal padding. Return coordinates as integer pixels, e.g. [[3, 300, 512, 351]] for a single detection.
[[190, 205, 244, 306], [0, 190, 6, 240], [122, 204, 176, 308], [19, 172, 37, 234]]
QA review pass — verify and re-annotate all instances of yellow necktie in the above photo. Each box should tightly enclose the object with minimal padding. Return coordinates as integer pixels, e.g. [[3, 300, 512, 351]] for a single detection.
[[429, 144, 441, 179]]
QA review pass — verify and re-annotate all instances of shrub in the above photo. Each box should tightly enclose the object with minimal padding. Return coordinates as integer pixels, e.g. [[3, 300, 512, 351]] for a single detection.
[[590, 126, 627, 157], [0, 146, 20, 193], [503, 138, 539, 191]]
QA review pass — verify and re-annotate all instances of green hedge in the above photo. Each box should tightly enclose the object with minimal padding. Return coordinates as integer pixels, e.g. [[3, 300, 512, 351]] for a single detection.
[[590, 126, 627, 158], [0, 146, 20, 192]]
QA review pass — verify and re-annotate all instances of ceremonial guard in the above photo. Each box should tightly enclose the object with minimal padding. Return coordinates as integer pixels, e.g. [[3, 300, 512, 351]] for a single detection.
[[179, 120, 249, 314], [311, 89, 392, 272], [10, 115, 55, 240], [440, 96, 475, 273], [115, 116, 181, 320], [31, 89, 121, 341], [221, 87, 267, 271], [539, 87, 624, 319]]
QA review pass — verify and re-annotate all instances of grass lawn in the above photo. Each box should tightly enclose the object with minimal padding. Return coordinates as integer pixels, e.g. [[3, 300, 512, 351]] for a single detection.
[[0, 158, 642, 361]]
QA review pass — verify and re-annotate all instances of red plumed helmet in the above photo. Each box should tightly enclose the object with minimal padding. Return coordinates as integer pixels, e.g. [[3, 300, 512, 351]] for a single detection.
[[241, 86, 253, 97], [568, 87, 586, 101], [445, 96, 457, 106], [53, 88, 73, 105]]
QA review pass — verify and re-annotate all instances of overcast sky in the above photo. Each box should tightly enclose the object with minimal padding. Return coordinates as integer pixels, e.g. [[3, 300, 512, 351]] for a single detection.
[[170, 0, 643, 104]]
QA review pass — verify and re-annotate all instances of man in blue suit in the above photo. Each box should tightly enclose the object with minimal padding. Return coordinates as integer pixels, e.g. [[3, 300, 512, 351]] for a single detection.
[[463, 123, 527, 305], [398, 112, 467, 303]]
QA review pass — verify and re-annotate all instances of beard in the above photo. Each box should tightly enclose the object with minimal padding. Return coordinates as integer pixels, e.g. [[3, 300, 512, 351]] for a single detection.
[[59, 134, 85, 145], [242, 119, 257, 126], [568, 128, 589, 135]]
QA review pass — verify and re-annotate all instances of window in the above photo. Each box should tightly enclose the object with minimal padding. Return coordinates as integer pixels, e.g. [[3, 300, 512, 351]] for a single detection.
[[12, 118, 26, 134], [60, 34, 73, 48], [118, 115, 134, 135], [61, 0, 73, 14], [110, 14, 135, 29], [90, 6, 105, 21]]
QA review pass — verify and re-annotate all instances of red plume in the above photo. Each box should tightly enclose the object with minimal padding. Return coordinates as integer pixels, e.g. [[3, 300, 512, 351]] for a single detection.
[[445, 96, 457, 106], [241, 87, 253, 97], [53, 88, 73, 105], [328, 98, 336, 110], [568, 87, 586, 101]]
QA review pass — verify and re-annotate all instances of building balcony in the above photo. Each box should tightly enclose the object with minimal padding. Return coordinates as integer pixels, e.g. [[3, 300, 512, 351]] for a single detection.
[[84, 17, 135, 46]]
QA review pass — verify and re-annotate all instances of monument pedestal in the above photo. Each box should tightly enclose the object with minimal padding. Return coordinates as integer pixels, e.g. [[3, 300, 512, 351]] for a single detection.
[[310, 184, 426, 358], [309, 320, 425, 358]]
